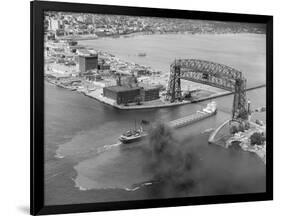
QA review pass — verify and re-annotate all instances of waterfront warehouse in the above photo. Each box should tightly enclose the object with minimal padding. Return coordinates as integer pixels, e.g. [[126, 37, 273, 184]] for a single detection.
[[103, 86, 141, 105], [139, 84, 161, 101]]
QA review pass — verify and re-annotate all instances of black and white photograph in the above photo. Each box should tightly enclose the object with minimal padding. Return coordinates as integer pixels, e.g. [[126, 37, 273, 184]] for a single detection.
[[43, 10, 268, 206]]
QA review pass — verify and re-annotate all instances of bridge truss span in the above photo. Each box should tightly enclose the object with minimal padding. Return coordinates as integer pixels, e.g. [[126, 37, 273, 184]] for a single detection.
[[166, 59, 248, 120]]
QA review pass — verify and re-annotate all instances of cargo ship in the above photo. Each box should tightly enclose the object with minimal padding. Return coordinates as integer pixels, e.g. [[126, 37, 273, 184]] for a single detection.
[[168, 101, 217, 128], [119, 101, 217, 144]]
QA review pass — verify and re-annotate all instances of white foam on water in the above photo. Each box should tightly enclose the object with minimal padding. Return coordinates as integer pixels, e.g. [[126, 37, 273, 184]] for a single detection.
[[125, 187, 140, 192], [71, 177, 88, 191], [143, 182, 153, 186], [124, 181, 155, 192], [73, 140, 153, 192], [78, 186, 87, 191], [97, 142, 122, 154], [54, 152, 65, 159], [201, 128, 214, 134]]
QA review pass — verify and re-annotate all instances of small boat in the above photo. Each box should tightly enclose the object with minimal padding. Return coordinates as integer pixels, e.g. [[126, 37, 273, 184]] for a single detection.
[[119, 120, 148, 144], [119, 128, 148, 144], [138, 52, 146, 57]]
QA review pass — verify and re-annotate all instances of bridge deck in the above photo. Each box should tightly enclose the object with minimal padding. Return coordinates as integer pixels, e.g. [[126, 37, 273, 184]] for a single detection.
[[180, 77, 233, 92]]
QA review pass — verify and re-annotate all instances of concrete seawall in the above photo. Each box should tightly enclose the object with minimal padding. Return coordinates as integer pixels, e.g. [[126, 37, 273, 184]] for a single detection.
[[77, 83, 266, 110], [47, 78, 266, 111], [84, 91, 227, 110], [208, 120, 231, 146]]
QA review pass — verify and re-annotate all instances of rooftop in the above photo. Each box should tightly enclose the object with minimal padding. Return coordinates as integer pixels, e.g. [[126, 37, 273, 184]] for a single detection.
[[77, 49, 98, 57], [104, 85, 141, 92], [139, 83, 162, 90]]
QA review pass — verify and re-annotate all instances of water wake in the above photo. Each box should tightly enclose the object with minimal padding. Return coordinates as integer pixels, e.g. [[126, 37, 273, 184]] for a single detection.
[[72, 174, 156, 192], [125, 181, 157, 192], [201, 128, 214, 134], [55, 142, 123, 159], [71, 177, 88, 191], [96, 142, 122, 154]]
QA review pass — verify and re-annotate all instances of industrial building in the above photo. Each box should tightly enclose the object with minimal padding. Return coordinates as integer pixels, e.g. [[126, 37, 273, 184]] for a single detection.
[[98, 62, 110, 70], [103, 86, 141, 105], [78, 51, 98, 73], [83, 70, 102, 81], [103, 84, 161, 105], [140, 85, 161, 101]]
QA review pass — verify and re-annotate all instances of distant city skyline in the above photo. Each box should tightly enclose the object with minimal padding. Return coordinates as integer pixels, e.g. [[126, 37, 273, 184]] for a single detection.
[[44, 11, 266, 39]]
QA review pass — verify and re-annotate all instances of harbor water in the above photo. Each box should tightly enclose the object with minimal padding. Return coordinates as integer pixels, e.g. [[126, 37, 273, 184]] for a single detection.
[[44, 33, 266, 205]]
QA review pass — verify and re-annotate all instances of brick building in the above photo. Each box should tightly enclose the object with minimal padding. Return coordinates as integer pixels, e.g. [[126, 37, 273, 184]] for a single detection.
[[103, 86, 141, 105], [140, 86, 160, 101]]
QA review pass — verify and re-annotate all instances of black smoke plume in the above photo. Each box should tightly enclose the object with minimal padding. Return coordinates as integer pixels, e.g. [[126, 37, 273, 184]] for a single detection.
[[142, 123, 265, 197], [143, 123, 201, 196]]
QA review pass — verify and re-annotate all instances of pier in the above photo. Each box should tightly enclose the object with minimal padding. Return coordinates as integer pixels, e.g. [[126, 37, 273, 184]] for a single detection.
[[208, 120, 231, 146]]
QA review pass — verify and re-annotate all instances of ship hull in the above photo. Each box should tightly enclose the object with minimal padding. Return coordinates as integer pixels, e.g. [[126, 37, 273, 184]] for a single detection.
[[169, 110, 217, 129], [119, 135, 146, 144]]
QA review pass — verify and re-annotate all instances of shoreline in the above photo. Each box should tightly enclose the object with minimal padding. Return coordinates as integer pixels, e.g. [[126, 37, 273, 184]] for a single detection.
[[57, 31, 265, 42], [241, 145, 266, 164], [83, 90, 227, 110], [46, 79, 266, 110], [48, 32, 266, 111], [209, 119, 266, 164]]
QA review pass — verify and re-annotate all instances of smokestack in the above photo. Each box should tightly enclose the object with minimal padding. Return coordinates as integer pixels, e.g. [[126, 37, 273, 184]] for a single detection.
[[116, 73, 121, 86]]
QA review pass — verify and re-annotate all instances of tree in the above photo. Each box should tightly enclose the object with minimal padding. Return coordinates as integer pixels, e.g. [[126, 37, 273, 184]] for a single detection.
[[250, 132, 266, 146]]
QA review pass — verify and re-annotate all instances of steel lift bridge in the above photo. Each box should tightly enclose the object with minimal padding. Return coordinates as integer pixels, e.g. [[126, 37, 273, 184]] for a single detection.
[[166, 59, 248, 121]]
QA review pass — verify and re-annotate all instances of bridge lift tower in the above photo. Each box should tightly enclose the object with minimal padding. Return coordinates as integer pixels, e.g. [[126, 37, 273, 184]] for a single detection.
[[166, 59, 249, 121]]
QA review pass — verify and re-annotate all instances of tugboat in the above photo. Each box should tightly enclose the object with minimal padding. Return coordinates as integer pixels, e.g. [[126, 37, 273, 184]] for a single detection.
[[119, 120, 148, 144]]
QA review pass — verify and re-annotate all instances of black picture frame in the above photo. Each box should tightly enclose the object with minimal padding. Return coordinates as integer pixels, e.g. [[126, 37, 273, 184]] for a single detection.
[[31, 1, 273, 215]]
